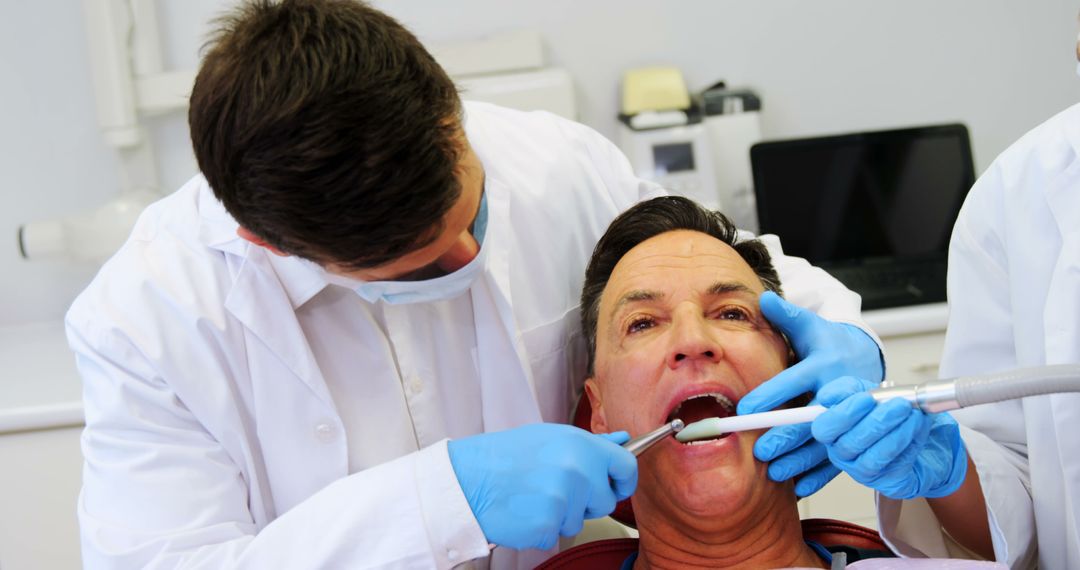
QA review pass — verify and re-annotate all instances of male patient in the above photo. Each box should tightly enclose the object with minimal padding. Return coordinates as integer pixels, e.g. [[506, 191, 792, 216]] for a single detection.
[[579, 196, 886, 569], [575, 196, 1012, 569]]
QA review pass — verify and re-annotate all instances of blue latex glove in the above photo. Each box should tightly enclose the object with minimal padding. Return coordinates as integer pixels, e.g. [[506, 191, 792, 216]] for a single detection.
[[447, 423, 637, 551], [737, 291, 884, 497], [811, 376, 968, 499]]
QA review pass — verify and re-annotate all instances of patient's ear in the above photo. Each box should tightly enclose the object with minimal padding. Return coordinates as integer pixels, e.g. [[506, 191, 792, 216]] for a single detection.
[[584, 378, 608, 433]]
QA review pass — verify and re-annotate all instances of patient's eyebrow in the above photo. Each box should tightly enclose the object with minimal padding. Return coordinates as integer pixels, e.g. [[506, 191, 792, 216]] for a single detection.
[[607, 282, 758, 327], [613, 289, 663, 313], [607, 289, 662, 331], [608, 289, 663, 327], [707, 281, 755, 297]]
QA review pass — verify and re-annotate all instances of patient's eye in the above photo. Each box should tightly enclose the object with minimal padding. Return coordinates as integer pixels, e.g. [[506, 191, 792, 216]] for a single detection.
[[716, 306, 751, 321], [627, 316, 656, 334]]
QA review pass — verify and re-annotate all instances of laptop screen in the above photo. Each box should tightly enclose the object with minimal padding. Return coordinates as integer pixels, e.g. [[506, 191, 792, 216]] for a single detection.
[[750, 124, 974, 266]]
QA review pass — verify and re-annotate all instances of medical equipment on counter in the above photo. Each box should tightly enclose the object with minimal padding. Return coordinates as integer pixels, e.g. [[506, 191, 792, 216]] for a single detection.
[[616, 70, 762, 230], [677, 364, 1080, 443], [621, 67, 691, 117], [699, 85, 762, 232], [622, 418, 685, 456]]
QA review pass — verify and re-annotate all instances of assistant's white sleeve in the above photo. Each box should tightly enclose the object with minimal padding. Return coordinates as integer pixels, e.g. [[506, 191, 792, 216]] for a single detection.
[[755, 233, 882, 349], [71, 320, 489, 570], [876, 161, 1035, 569]]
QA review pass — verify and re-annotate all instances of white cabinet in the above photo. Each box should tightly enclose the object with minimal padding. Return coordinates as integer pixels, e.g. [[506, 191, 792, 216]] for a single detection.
[[0, 427, 83, 570], [880, 330, 947, 387], [0, 322, 84, 570]]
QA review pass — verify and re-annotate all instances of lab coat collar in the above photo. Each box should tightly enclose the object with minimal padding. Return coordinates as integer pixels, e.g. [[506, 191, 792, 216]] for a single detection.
[[196, 181, 333, 403], [461, 118, 543, 428], [225, 248, 334, 406], [1061, 103, 1080, 163], [469, 170, 545, 432], [1045, 139, 1080, 241], [196, 182, 247, 256], [196, 182, 332, 309]]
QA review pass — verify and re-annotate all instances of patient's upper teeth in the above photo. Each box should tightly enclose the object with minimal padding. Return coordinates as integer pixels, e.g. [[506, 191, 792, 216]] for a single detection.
[[685, 392, 734, 410], [670, 392, 736, 421], [712, 394, 733, 408]]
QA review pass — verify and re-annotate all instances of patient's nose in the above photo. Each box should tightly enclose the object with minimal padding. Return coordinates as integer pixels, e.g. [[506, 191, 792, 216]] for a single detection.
[[666, 312, 723, 369]]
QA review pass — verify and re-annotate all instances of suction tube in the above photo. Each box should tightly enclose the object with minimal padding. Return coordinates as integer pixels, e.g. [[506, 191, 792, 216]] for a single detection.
[[873, 364, 1080, 413]]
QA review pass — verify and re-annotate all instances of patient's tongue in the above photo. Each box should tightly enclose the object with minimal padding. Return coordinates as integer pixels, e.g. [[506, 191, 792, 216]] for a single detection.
[[670, 396, 734, 426]]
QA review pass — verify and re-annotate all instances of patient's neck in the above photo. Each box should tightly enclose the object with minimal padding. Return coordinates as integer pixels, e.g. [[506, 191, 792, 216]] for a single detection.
[[631, 481, 825, 570]]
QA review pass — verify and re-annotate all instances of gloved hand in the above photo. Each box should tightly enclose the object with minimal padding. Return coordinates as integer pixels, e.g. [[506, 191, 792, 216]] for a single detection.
[[737, 292, 884, 497], [811, 376, 968, 499], [447, 423, 637, 551]]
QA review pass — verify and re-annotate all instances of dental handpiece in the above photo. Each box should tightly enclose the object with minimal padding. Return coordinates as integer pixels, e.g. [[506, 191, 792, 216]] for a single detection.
[[677, 364, 1080, 443], [622, 419, 685, 456]]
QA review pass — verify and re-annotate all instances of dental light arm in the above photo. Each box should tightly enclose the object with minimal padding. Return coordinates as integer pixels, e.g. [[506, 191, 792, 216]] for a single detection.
[[678, 364, 1080, 442]]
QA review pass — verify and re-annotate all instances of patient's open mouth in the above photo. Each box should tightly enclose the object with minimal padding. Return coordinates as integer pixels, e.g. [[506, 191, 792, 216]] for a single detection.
[[668, 393, 735, 444]]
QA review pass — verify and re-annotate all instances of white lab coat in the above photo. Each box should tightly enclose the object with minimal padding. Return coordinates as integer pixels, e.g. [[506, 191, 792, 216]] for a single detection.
[[69, 101, 872, 570], [877, 102, 1080, 569]]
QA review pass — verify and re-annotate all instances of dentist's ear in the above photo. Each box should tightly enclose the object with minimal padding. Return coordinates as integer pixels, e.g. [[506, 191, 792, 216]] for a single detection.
[[584, 379, 609, 433], [237, 227, 289, 257]]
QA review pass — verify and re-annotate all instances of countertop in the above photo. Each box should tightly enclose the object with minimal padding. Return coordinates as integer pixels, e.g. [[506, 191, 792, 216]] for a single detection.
[[0, 302, 949, 434], [0, 321, 83, 434], [861, 302, 948, 338]]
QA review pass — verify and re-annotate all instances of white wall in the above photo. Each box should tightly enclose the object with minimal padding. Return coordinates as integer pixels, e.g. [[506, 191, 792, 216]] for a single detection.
[[1, 0, 122, 325], [4, 0, 1079, 326]]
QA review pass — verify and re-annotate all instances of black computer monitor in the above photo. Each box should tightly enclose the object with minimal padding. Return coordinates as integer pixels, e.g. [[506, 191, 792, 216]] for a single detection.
[[750, 124, 975, 309]]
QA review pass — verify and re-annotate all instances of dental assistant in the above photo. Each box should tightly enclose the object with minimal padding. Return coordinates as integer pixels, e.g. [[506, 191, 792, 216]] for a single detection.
[[871, 101, 1080, 568], [66, 2, 882, 569], [741, 68, 1080, 570]]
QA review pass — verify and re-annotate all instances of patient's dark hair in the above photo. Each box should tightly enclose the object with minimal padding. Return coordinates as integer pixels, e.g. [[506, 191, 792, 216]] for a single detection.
[[189, 0, 462, 269], [581, 196, 784, 376]]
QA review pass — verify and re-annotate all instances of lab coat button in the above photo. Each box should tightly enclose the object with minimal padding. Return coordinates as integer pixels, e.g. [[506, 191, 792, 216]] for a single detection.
[[447, 548, 459, 562], [314, 422, 336, 442], [408, 376, 423, 393]]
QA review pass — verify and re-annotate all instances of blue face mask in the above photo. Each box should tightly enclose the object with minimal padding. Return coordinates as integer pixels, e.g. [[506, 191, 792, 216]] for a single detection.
[[347, 192, 489, 305], [471, 190, 489, 247]]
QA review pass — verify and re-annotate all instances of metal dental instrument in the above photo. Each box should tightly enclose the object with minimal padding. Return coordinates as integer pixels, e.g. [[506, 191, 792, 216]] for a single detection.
[[677, 364, 1080, 443], [623, 419, 685, 456]]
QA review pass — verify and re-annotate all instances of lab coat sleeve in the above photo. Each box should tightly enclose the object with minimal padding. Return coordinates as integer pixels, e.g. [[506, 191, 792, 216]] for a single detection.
[[70, 319, 489, 570], [756, 233, 882, 349], [557, 115, 668, 210], [876, 160, 1035, 569]]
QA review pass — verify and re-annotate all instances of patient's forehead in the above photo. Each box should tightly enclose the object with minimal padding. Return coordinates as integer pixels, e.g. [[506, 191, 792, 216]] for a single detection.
[[601, 230, 765, 309]]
